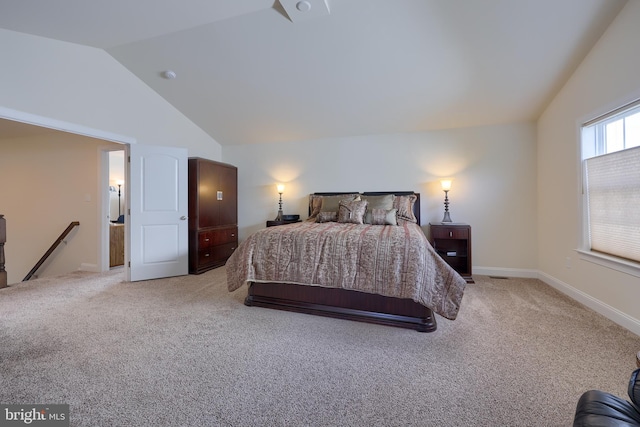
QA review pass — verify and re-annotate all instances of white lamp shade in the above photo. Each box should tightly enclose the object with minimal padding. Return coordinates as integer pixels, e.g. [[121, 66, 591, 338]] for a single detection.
[[440, 179, 452, 191], [276, 184, 285, 194]]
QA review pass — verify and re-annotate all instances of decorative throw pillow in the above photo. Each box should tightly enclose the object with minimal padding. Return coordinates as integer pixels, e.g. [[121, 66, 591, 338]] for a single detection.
[[337, 199, 368, 224], [316, 211, 337, 223], [393, 194, 418, 224], [308, 194, 359, 220], [361, 194, 394, 224], [370, 208, 398, 225]]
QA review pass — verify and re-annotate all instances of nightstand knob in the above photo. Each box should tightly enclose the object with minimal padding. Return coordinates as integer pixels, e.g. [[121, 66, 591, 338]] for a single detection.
[[449, 231, 453, 237]]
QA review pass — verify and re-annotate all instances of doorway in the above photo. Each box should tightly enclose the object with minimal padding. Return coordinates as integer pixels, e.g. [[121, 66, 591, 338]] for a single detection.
[[2, 107, 189, 283], [1, 107, 134, 283], [108, 150, 125, 268]]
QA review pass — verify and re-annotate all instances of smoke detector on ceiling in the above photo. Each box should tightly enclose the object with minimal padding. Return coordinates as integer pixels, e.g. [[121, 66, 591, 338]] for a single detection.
[[277, 0, 330, 23], [161, 70, 177, 80]]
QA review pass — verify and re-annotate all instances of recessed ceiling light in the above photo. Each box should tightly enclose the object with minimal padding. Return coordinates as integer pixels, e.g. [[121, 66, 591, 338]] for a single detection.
[[161, 70, 177, 80]]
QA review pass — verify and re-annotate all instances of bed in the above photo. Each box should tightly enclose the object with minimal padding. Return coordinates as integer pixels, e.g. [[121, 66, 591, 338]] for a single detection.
[[226, 191, 466, 332]]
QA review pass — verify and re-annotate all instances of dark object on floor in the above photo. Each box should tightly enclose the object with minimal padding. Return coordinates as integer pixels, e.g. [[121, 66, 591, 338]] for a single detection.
[[573, 368, 640, 426]]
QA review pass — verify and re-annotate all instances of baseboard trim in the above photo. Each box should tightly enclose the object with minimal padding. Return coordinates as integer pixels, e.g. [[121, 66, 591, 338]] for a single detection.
[[473, 266, 539, 279], [538, 271, 640, 337]]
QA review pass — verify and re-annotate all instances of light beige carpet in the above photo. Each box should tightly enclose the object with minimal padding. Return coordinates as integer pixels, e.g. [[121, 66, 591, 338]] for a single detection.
[[1, 268, 638, 426]]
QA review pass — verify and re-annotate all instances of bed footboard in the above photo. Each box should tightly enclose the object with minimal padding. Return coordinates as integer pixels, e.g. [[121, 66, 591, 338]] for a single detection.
[[245, 282, 437, 332]]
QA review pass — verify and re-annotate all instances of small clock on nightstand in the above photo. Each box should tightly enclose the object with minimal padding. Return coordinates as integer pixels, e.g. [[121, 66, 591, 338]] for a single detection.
[[429, 223, 473, 283]]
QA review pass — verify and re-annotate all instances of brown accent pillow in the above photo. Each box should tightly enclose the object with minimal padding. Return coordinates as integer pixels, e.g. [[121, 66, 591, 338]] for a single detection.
[[337, 200, 368, 224], [370, 208, 398, 225], [393, 195, 418, 224], [361, 194, 394, 224], [316, 211, 337, 223]]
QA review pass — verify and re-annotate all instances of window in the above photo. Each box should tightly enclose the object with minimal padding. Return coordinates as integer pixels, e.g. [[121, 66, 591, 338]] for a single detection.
[[580, 99, 640, 271]]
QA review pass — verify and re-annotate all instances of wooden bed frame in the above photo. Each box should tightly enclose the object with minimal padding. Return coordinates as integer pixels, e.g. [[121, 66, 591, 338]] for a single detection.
[[244, 191, 438, 332]]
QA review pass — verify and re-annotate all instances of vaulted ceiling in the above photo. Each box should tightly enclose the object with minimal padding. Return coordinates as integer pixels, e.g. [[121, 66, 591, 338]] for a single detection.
[[0, 0, 628, 145]]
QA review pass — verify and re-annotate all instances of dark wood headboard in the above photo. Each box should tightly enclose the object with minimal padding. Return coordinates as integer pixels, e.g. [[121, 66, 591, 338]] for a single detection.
[[311, 191, 421, 224]]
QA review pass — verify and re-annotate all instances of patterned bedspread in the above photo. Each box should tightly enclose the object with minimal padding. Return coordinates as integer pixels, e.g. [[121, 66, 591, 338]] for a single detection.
[[226, 221, 466, 320]]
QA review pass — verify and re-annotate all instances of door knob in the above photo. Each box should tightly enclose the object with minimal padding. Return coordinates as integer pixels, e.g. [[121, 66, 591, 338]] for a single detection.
[[180, 216, 187, 220]]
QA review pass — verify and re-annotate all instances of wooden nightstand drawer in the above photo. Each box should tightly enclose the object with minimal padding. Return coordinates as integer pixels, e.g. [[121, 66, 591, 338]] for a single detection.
[[430, 226, 469, 239]]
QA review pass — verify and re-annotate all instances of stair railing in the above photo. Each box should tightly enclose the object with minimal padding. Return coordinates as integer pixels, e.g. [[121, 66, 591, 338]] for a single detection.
[[23, 221, 80, 281], [0, 214, 6, 288]]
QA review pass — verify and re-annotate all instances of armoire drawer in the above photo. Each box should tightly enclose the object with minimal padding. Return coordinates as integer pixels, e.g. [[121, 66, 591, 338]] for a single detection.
[[210, 242, 237, 261], [198, 244, 237, 266], [198, 227, 237, 248], [209, 227, 237, 245]]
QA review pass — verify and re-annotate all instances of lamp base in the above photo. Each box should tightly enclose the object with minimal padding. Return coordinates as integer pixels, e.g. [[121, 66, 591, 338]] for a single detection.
[[274, 210, 283, 221], [441, 211, 452, 223]]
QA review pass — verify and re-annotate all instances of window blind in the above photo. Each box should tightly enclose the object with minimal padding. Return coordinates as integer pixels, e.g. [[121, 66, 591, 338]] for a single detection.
[[585, 145, 640, 262]]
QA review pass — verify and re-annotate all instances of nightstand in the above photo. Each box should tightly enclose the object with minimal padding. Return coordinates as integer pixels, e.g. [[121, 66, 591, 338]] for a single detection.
[[429, 223, 473, 283], [266, 219, 301, 227]]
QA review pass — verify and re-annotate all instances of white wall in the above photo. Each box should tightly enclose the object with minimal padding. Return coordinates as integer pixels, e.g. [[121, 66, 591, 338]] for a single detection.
[[0, 134, 121, 284], [223, 122, 538, 274], [0, 28, 221, 159], [537, 1, 640, 332]]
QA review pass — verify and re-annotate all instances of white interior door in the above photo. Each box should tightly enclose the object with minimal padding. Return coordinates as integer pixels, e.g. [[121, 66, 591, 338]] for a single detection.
[[127, 144, 188, 281]]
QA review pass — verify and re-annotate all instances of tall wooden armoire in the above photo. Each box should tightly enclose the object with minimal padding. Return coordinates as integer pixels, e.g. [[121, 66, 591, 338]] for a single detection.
[[188, 158, 238, 274]]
